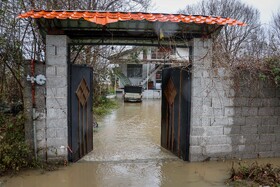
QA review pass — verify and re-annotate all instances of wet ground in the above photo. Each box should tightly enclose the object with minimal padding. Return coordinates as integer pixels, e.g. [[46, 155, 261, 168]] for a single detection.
[[1, 99, 280, 187]]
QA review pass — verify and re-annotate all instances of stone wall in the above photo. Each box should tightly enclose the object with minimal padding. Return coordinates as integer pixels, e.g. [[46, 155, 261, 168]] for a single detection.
[[189, 38, 280, 161]]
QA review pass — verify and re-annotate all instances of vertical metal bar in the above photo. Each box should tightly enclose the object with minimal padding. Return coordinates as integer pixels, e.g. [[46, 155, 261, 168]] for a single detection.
[[178, 70, 182, 157], [78, 103, 82, 157], [171, 103, 174, 152], [166, 103, 169, 148]]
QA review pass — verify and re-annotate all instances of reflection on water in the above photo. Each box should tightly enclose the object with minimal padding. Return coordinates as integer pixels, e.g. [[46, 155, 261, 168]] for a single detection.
[[2, 100, 280, 187], [82, 100, 177, 162]]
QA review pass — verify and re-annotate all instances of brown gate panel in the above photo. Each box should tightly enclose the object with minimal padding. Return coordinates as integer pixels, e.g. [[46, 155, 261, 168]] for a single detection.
[[161, 67, 191, 161], [69, 65, 93, 162]]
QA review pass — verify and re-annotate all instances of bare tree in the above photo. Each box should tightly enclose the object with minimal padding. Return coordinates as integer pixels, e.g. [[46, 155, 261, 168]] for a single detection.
[[179, 0, 264, 65]]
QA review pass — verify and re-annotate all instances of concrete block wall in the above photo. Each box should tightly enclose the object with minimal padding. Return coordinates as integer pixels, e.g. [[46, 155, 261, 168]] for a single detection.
[[231, 78, 280, 159], [189, 38, 280, 161], [45, 35, 69, 160]]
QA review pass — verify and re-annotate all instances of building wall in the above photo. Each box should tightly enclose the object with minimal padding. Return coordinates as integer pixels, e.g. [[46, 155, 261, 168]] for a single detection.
[[189, 38, 280, 161], [119, 63, 156, 87]]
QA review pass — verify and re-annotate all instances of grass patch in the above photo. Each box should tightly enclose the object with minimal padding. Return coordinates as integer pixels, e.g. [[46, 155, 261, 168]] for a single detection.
[[226, 161, 280, 187], [93, 96, 119, 117]]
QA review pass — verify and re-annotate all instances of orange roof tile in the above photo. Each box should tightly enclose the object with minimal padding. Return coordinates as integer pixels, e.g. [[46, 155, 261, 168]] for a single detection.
[[18, 10, 247, 26]]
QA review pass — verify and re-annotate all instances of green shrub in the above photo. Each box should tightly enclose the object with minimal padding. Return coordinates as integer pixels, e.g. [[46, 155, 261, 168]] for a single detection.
[[93, 96, 118, 117], [0, 113, 35, 174]]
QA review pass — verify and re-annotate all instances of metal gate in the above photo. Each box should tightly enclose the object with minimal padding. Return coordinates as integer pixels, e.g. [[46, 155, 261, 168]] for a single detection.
[[68, 64, 93, 162], [161, 67, 191, 161]]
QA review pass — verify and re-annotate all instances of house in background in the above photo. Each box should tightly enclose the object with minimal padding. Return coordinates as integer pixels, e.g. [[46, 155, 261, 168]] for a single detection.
[[110, 46, 190, 93]]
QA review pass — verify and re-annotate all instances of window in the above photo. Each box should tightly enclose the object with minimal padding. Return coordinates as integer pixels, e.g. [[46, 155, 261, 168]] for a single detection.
[[127, 64, 142, 78]]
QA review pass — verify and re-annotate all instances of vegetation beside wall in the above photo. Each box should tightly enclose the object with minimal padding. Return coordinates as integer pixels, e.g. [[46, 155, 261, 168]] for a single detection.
[[0, 113, 35, 175], [93, 97, 119, 117], [226, 162, 280, 187]]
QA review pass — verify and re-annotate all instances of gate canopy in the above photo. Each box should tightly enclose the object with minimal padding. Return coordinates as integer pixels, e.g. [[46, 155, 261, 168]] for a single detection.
[[18, 10, 246, 46]]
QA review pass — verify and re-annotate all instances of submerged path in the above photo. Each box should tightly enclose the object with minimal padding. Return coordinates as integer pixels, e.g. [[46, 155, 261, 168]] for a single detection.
[[2, 99, 280, 187]]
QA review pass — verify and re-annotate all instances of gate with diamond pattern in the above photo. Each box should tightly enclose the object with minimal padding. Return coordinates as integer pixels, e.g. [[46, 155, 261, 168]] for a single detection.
[[69, 64, 93, 162], [161, 67, 191, 161]]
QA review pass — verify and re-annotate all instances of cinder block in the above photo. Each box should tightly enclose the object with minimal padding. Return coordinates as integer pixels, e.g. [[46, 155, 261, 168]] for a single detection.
[[247, 98, 262, 107], [258, 126, 274, 134], [202, 105, 214, 116], [259, 88, 276, 98], [191, 117, 202, 126], [262, 117, 278, 126], [237, 144, 255, 152], [242, 107, 258, 116], [230, 134, 259, 144], [213, 108, 224, 116], [47, 108, 67, 119], [274, 126, 280, 133], [190, 146, 203, 154], [245, 117, 262, 126], [256, 144, 272, 152], [205, 145, 232, 154], [191, 105, 203, 115], [210, 117, 229, 126], [47, 76, 67, 88], [229, 117, 246, 126], [241, 126, 257, 134], [242, 153, 258, 159], [47, 118, 67, 128], [203, 97, 212, 107], [258, 152, 274, 158], [205, 135, 231, 145], [199, 117, 209, 126], [36, 129, 45, 141], [46, 66, 56, 76], [192, 97, 203, 105], [262, 98, 279, 107], [233, 98, 248, 107], [190, 136, 204, 146], [192, 77, 201, 87], [225, 107, 242, 117], [259, 134, 275, 143], [47, 138, 67, 148], [258, 107, 275, 116], [56, 66, 67, 76], [224, 126, 240, 135], [272, 144, 280, 151], [191, 127, 205, 136], [275, 107, 280, 116], [206, 126, 224, 136], [47, 128, 57, 138], [46, 98, 67, 109], [56, 128, 67, 138]]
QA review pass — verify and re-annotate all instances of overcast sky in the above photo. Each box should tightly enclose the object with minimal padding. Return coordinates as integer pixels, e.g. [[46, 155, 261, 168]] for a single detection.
[[151, 0, 280, 25]]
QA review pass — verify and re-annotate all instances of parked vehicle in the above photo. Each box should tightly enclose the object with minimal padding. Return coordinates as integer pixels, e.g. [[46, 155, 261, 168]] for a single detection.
[[123, 85, 143, 102]]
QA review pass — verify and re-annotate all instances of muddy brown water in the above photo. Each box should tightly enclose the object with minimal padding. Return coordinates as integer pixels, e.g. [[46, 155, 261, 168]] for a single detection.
[[1, 100, 280, 187]]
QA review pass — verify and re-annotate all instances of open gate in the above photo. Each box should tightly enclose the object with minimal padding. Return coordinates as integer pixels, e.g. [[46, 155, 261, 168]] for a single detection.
[[68, 64, 93, 162], [161, 67, 191, 161]]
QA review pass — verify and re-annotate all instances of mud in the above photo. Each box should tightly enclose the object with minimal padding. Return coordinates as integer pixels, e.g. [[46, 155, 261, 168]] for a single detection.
[[1, 99, 280, 187]]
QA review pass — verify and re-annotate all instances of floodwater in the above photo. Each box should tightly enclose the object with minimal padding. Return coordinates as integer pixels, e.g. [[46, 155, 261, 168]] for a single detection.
[[1, 99, 280, 187]]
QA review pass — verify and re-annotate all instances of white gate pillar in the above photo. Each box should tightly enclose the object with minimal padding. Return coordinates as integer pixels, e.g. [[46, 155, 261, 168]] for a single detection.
[[45, 35, 69, 161]]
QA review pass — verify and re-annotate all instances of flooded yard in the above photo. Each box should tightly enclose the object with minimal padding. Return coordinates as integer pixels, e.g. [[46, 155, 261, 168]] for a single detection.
[[1, 99, 280, 187]]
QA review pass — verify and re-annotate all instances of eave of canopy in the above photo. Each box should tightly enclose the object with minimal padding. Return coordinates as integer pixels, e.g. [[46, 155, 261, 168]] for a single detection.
[[18, 10, 246, 47]]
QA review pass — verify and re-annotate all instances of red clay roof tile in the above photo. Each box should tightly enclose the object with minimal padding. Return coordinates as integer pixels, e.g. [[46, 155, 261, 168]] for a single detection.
[[18, 10, 247, 26]]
